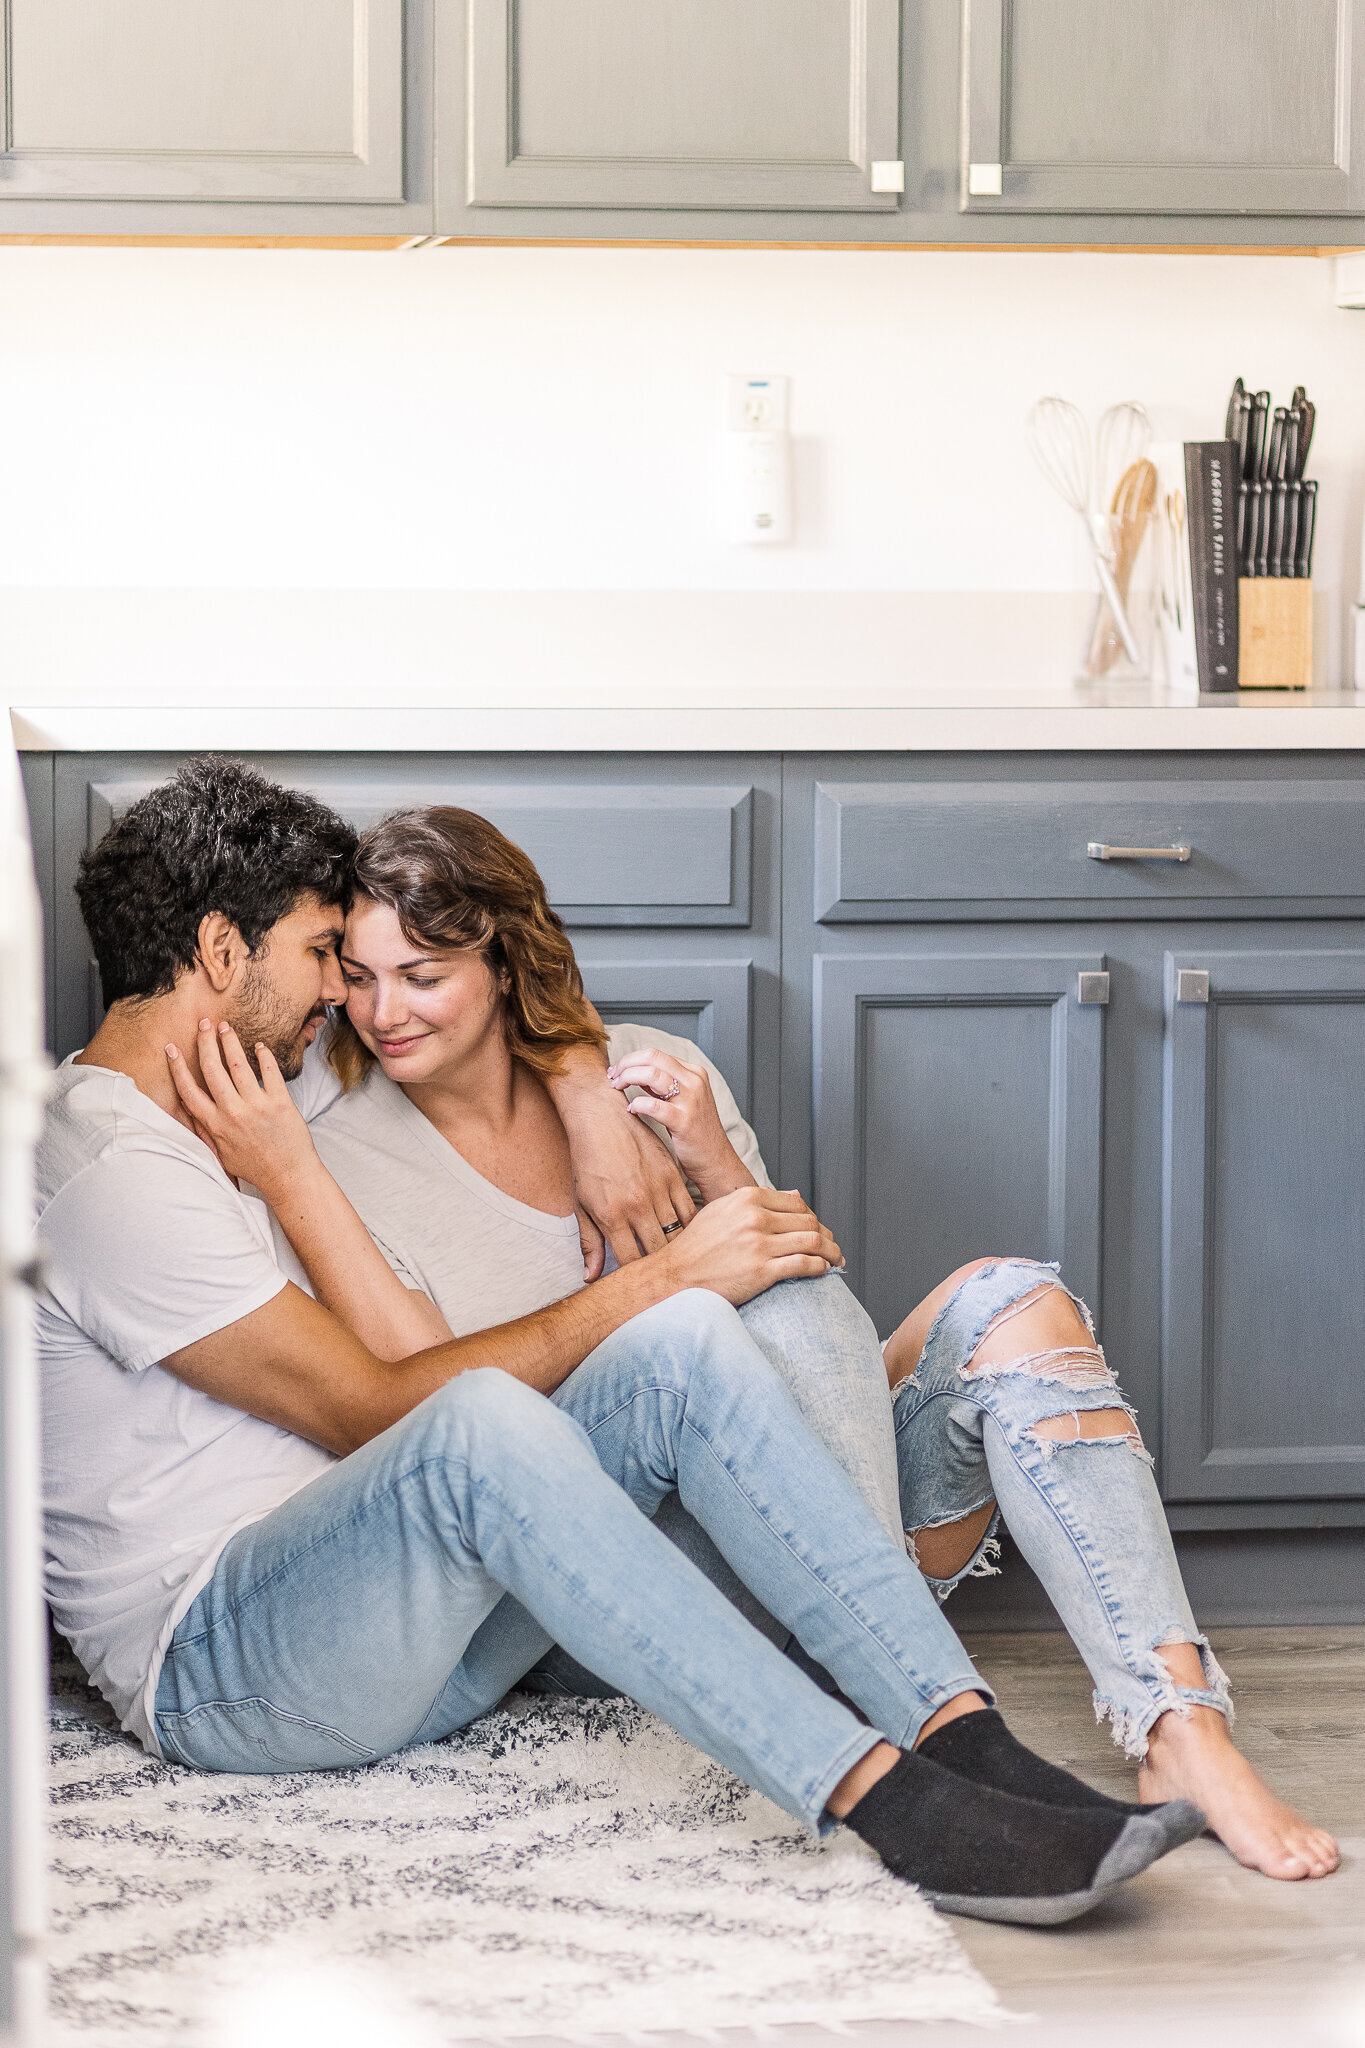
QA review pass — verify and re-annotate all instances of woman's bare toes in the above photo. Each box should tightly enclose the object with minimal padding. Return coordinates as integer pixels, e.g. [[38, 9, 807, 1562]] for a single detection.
[[1138, 1706, 1339, 1881]]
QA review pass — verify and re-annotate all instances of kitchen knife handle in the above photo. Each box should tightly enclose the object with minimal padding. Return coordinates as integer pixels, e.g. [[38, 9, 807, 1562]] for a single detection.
[[1251, 392, 1271, 479], [1245, 481, 1262, 578], [1236, 480, 1248, 567], [1269, 482, 1288, 577], [1284, 481, 1302, 580], [1256, 479, 1272, 576], [1296, 479, 1318, 579], [1284, 408, 1302, 483]]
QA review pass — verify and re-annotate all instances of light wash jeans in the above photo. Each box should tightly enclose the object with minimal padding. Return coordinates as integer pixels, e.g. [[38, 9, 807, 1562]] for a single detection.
[[892, 1258, 1231, 1756], [538, 1266, 1231, 1759], [154, 1290, 986, 1831]]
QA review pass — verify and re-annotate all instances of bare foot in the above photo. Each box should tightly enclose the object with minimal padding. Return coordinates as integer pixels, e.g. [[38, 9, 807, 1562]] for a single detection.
[[1139, 1704, 1339, 1880]]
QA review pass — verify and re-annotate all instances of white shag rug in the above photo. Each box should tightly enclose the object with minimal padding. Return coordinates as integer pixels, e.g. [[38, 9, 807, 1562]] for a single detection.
[[47, 1641, 1004, 2043]]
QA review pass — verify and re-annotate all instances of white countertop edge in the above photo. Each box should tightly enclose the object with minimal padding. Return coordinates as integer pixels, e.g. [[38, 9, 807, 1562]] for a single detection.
[[13, 702, 1365, 753]]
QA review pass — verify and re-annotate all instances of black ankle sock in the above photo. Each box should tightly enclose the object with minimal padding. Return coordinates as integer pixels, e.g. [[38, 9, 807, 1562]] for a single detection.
[[917, 1707, 1141, 1814], [841, 1747, 1131, 1902]]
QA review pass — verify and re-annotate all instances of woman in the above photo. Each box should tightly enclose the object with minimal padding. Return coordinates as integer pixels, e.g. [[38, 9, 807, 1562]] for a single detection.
[[171, 805, 1336, 1889]]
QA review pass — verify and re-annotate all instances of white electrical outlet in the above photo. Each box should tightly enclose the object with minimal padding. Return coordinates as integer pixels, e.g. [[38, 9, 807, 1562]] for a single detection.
[[726, 374, 790, 433], [722, 375, 793, 544]]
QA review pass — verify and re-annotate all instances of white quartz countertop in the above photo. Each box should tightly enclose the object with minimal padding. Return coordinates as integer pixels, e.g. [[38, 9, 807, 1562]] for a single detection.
[[13, 687, 1365, 753], [7, 591, 1365, 752]]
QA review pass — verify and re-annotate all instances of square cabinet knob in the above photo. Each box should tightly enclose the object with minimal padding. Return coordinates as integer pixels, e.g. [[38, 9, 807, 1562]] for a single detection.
[[1176, 969, 1211, 1004], [967, 162, 1004, 197], [870, 160, 905, 193], [1077, 971, 1110, 1006]]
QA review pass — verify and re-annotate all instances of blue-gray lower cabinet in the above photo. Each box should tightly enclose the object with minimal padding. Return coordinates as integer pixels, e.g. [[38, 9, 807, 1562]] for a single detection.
[[812, 950, 1106, 1340], [1161, 943, 1365, 1504], [21, 748, 1365, 1598]]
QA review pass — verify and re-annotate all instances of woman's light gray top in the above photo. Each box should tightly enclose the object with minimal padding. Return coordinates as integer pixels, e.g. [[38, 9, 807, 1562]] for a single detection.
[[306, 1023, 771, 1338]]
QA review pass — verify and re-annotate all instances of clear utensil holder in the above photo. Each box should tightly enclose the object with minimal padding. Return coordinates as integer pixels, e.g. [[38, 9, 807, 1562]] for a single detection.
[[1077, 514, 1152, 682]]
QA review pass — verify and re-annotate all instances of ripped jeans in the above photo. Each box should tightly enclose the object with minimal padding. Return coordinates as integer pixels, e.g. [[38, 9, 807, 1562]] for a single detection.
[[894, 1259, 1231, 1757]]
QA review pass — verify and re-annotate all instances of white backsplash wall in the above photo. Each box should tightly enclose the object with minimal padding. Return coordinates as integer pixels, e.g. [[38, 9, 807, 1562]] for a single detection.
[[3, 244, 1364, 702]]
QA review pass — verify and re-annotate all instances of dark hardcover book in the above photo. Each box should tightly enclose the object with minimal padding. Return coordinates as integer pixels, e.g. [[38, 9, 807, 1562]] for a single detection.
[[1183, 440, 1240, 692]]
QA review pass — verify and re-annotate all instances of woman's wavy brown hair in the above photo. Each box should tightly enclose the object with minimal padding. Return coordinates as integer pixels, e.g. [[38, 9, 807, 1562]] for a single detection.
[[328, 806, 606, 1091]]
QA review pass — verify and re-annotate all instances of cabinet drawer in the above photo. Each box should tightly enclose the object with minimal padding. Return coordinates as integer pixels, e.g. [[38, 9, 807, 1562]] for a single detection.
[[815, 779, 1365, 921], [88, 776, 753, 929]]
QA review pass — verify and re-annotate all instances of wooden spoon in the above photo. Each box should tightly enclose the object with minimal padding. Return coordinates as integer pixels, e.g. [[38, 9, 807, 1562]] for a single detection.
[[1087, 458, 1158, 676]]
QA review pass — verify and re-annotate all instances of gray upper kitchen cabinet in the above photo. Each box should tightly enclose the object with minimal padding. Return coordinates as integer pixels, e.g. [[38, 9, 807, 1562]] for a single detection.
[[458, 0, 902, 212], [8, 0, 1365, 241], [435, 0, 1365, 244], [1161, 943, 1365, 1504], [2, 0, 403, 201], [961, 0, 1365, 217], [0, 0, 434, 233]]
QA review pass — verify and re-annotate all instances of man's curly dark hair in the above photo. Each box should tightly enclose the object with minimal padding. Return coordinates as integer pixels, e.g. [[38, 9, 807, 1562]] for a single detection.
[[76, 758, 358, 1007]]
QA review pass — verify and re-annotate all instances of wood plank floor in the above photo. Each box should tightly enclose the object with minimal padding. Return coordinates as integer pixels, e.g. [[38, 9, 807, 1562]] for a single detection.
[[935, 1625, 1365, 2037]]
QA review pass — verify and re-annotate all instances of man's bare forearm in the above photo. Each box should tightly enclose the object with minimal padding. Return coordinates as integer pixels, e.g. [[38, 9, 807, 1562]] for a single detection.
[[268, 1156, 453, 1359], [163, 1185, 836, 1457]]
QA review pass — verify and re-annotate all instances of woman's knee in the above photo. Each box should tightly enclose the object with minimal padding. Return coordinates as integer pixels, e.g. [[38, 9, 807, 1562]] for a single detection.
[[422, 1367, 553, 1447], [629, 1287, 752, 1388], [884, 1256, 1002, 1382], [965, 1280, 1093, 1375]]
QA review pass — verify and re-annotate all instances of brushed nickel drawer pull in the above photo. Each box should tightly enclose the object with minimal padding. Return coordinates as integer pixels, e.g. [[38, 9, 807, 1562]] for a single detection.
[[1087, 841, 1192, 862]]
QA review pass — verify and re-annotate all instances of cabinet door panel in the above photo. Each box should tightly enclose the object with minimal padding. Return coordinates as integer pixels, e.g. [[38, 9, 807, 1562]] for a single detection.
[[1162, 947, 1365, 1500], [2, 0, 404, 201], [466, 0, 900, 209], [962, 0, 1365, 215], [580, 959, 753, 1116], [814, 951, 1104, 1337]]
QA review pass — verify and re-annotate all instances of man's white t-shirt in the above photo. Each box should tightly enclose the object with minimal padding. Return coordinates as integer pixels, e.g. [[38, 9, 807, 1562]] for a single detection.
[[35, 1059, 337, 1753], [308, 1023, 771, 1336], [37, 1025, 765, 1753]]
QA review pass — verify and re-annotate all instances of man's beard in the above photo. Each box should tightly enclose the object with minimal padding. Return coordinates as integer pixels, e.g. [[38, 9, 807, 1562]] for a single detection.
[[230, 961, 325, 1082]]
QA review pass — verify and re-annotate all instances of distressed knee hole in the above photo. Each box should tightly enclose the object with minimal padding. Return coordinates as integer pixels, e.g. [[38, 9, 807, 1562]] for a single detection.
[[1030, 1407, 1144, 1447], [906, 1500, 997, 1582], [1026, 1405, 1152, 1464], [966, 1342, 1117, 1393], [964, 1284, 1099, 1382]]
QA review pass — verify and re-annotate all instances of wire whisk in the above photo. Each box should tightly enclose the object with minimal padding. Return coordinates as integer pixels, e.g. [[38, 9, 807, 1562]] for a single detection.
[[1027, 397, 1152, 673]]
